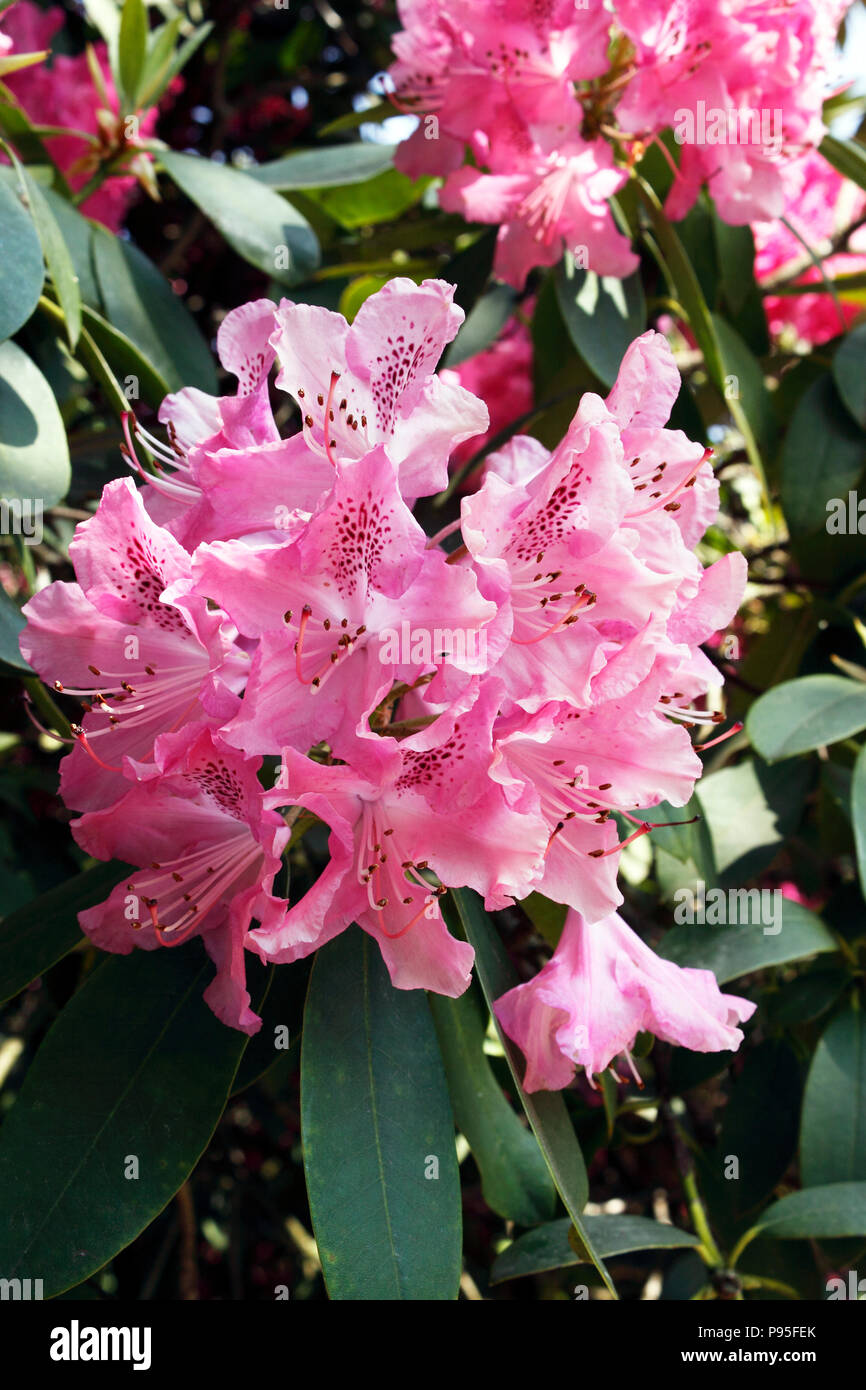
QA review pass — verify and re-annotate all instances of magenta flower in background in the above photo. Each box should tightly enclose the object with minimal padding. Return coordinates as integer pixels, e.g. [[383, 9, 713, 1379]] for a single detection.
[[0, 0, 162, 229]]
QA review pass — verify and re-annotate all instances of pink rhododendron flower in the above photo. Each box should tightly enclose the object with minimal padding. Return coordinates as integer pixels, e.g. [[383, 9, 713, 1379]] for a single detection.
[[0, 1, 161, 229], [490, 692, 704, 924], [268, 276, 488, 501], [190, 446, 497, 757], [137, 298, 332, 548], [252, 682, 547, 996], [74, 727, 290, 1035], [754, 150, 866, 344], [494, 907, 756, 1091], [459, 332, 742, 713], [137, 280, 488, 547], [438, 129, 638, 288], [20, 479, 246, 812]]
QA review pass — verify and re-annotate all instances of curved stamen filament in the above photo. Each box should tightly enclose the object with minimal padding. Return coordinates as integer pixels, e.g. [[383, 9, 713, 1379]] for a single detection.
[[143, 836, 260, 945], [694, 720, 743, 751]]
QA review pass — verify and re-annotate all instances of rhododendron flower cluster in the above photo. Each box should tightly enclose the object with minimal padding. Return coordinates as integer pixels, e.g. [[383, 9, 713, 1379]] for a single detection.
[[389, 0, 850, 288], [21, 278, 752, 1091], [0, 1, 160, 229]]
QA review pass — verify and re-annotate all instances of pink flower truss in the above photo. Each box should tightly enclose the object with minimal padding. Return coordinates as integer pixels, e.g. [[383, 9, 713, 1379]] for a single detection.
[[0, 1, 161, 229], [388, 0, 850, 286], [21, 279, 748, 1080]]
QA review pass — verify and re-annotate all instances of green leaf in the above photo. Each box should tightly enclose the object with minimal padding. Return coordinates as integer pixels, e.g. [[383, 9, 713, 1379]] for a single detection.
[[0, 340, 70, 507], [82, 0, 121, 48], [658, 898, 836, 982], [711, 218, 769, 355], [155, 21, 213, 101], [39, 188, 100, 307], [554, 260, 646, 387], [0, 587, 32, 676], [428, 987, 556, 1226], [0, 100, 72, 196], [230, 956, 310, 1096], [491, 1215, 700, 1284], [834, 322, 866, 429], [135, 14, 181, 109], [710, 312, 777, 462], [696, 757, 810, 882], [521, 892, 567, 948], [652, 790, 719, 900], [718, 1039, 801, 1215], [251, 143, 396, 190], [747, 675, 866, 760], [780, 375, 866, 536], [0, 164, 81, 348], [820, 134, 866, 195], [0, 862, 132, 1005], [118, 0, 148, 112], [79, 303, 169, 410], [763, 965, 847, 1028], [311, 167, 426, 229], [338, 273, 391, 323], [91, 226, 217, 394], [801, 1004, 866, 1187], [752, 1182, 866, 1240], [318, 99, 394, 137], [854, 743, 866, 903], [301, 928, 461, 1300], [0, 941, 253, 1297], [0, 172, 44, 341], [443, 283, 517, 369], [159, 151, 319, 287], [450, 888, 616, 1296], [441, 227, 498, 317]]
